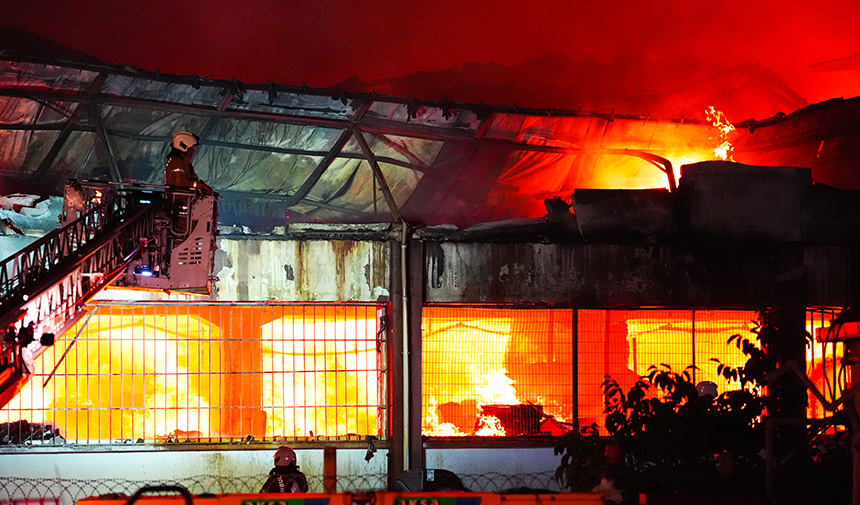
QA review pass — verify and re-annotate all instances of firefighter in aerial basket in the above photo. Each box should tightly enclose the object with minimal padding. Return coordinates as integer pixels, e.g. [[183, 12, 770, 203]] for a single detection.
[[260, 446, 309, 493], [164, 131, 215, 234], [165, 131, 215, 195]]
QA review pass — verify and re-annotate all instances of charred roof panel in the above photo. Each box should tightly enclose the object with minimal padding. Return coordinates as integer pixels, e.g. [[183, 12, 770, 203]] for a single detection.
[[0, 57, 858, 230]]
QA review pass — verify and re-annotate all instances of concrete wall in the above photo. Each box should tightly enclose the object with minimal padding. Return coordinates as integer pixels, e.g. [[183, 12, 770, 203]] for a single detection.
[[214, 238, 391, 302], [93, 237, 392, 303], [0, 448, 389, 502], [425, 447, 562, 490], [0, 447, 562, 499], [425, 241, 855, 307]]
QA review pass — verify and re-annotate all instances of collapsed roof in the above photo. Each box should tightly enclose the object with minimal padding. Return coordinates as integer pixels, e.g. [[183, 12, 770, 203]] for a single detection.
[[0, 56, 858, 231]]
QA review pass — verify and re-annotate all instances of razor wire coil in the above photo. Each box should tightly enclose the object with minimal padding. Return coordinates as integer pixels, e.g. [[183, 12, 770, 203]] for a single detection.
[[0, 472, 560, 505]]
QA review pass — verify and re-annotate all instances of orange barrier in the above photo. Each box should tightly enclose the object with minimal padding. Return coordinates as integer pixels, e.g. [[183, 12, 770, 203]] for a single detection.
[[374, 492, 501, 505], [78, 492, 602, 505], [373, 493, 603, 505], [500, 493, 604, 505], [78, 494, 351, 505], [225, 494, 351, 505]]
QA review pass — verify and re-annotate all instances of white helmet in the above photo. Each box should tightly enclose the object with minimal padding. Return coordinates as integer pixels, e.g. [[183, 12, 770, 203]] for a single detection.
[[172, 131, 199, 152], [274, 446, 297, 466]]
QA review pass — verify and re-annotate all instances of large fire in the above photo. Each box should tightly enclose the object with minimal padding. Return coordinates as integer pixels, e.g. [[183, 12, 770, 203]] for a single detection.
[[424, 368, 520, 437], [422, 308, 574, 437], [1, 305, 840, 442], [260, 315, 379, 438], [586, 106, 739, 192], [422, 308, 843, 437], [0, 305, 381, 442]]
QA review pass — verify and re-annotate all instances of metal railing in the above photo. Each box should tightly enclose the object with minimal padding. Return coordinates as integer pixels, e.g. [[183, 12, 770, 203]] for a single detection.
[[0, 189, 155, 331]]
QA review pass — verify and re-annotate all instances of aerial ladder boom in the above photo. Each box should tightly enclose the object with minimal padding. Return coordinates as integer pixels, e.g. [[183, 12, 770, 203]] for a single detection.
[[0, 180, 218, 409]]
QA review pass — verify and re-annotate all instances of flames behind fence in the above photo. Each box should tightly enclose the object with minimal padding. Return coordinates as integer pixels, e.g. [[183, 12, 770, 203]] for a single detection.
[[0, 302, 387, 444], [422, 307, 846, 437], [0, 303, 844, 444]]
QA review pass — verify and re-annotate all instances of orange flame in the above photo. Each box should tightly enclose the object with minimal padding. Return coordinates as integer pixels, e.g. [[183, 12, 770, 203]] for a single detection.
[[424, 396, 467, 436], [421, 368, 521, 437], [476, 368, 519, 407], [474, 414, 506, 436], [1, 306, 380, 442], [706, 106, 735, 161]]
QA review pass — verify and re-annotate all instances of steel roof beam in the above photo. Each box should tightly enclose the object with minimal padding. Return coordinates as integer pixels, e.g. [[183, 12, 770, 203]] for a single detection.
[[89, 102, 122, 182], [353, 126, 403, 222], [282, 127, 353, 207], [0, 123, 429, 173], [217, 189, 378, 218], [370, 133, 431, 170], [0, 86, 479, 141], [280, 101, 376, 207], [485, 138, 678, 191], [33, 74, 107, 177], [194, 88, 235, 158]]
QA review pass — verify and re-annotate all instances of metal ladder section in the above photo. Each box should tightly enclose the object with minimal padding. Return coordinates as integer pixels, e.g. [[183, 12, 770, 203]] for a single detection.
[[0, 193, 156, 408]]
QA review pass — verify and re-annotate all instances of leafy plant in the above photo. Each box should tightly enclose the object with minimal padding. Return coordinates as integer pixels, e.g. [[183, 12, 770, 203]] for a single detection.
[[709, 309, 800, 395], [554, 423, 607, 492], [571, 359, 766, 502], [556, 307, 860, 504], [711, 308, 813, 427]]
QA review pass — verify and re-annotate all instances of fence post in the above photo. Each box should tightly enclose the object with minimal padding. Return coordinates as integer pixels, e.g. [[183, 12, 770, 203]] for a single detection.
[[324, 446, 337, 494]]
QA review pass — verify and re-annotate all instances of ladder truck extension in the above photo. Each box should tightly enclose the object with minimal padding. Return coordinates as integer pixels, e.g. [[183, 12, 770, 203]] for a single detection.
[[0, 180, 218, 409]]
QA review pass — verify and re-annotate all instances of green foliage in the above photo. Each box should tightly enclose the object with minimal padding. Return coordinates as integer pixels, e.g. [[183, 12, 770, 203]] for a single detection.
[[601, 365, 764, 495], [710, 310, 781, 392], [711, 309, 813, 418], [557, 308, 849, 501], [553, 424, 606, 492]]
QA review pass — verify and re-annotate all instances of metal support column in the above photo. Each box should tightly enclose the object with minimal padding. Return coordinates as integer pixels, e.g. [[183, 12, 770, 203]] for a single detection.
[[388, 237, 405, 487], [406, 236, 424, 470]]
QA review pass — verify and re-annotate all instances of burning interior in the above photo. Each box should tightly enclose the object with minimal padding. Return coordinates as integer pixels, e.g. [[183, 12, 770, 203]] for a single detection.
[[0, 304, 844, 443], [1, 303, 385, 443], [422, 307, 845, 438]]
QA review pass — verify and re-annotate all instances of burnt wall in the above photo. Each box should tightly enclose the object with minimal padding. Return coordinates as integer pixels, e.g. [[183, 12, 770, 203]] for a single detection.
[[424, 242, 854, 308], [214, 237, 391, 302], [421, 161, 858, 308]]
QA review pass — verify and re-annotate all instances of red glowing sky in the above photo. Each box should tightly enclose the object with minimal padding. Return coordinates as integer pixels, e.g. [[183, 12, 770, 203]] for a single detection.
[[4, 0, 860, 111]]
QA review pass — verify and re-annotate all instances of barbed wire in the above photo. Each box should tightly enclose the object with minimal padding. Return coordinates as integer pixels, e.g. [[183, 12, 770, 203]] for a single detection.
[[460, 472, 560, 493], [0, 472, 560, 505]]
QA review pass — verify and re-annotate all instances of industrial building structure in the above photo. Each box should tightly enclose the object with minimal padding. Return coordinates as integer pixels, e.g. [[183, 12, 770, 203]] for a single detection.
[[0, 53, 858, 501]]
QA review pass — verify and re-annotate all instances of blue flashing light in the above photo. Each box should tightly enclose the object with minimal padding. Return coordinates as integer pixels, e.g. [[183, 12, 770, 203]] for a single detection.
[[133, 265, 153, 277]]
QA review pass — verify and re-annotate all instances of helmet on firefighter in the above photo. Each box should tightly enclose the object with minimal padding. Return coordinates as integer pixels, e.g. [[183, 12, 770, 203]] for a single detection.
[[274, 446, 297, 467], [696, 381, 718, 399], [172, 131, 199, 152]]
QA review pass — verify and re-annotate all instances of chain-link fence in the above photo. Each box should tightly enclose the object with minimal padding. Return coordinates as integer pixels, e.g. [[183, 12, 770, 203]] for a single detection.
[[0, 472, 560, 505]]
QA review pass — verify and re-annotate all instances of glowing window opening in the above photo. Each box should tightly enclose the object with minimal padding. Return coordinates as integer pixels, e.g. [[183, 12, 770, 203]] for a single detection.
[[0, 302, 388, 446], [422, 307, 845, 438]]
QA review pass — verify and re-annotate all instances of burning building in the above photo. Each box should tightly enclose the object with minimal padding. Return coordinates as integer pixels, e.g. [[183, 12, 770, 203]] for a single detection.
[[0, 44, 858, 497]]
